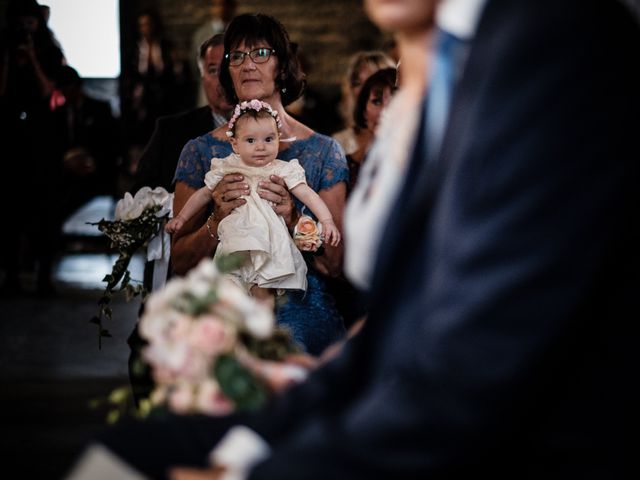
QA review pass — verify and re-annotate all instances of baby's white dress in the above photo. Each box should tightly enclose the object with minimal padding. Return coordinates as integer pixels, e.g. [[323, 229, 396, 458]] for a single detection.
[[205, 153, 308, 292]]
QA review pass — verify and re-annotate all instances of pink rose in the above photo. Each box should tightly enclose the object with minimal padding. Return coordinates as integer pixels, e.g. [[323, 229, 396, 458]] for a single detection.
[[196, 380, 235, 416], [189, 316, 233, 356]]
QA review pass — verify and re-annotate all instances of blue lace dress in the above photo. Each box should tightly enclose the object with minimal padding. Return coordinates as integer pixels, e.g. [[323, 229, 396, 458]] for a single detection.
[[174, 133, 349, 355]]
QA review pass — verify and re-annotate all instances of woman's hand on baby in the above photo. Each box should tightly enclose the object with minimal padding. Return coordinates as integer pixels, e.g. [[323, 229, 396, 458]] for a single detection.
[[259, 175, 297, 228], [211, 174, 249, 220], [320, 219, 341, 246]]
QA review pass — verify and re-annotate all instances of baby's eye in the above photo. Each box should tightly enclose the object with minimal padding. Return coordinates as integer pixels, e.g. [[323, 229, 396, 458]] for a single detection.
[[246, 138, 255, 144], [265, 136, 274, 143]]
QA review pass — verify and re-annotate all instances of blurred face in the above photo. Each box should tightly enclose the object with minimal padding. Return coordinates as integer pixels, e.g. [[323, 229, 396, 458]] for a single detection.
[[230, 115, 280, 167], [201, 44, 233, 115], [19, 15, 39, 34], [138, 14, 154, 39], [365, 85, 393, 132], [364, 0, 437, 34], [228, 40, 280, 103], [351, 64, 378, 103]]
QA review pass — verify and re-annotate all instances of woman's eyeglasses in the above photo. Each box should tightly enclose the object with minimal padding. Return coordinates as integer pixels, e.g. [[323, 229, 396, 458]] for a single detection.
[[226, 48, 276, 66]]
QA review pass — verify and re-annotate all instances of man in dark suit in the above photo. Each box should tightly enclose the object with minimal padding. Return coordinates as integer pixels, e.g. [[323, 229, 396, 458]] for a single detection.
[[132, 33, 232, 192], [52, 65, 122, 220], [69, 0, 639, 478]]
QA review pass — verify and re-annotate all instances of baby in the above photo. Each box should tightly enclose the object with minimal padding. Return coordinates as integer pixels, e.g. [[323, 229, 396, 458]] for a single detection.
[[166, 99, 340, 301]]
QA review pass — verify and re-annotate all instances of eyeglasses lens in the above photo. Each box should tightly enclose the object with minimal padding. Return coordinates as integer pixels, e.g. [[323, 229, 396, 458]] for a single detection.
[[228, 48, 274, 66]]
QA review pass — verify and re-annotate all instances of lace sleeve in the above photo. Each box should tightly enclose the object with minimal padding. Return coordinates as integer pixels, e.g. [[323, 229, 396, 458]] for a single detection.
[[317, 136, 349, 191], [289, 135, 349, 193], [174, 136, 234, 189]]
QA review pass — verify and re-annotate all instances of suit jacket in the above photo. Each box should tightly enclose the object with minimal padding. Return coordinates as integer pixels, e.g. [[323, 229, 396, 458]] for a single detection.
[[249, 0, 640, 478], [52, 95, 122, 219], [133, 105, 215, 192], [97, 1, 639, 478]]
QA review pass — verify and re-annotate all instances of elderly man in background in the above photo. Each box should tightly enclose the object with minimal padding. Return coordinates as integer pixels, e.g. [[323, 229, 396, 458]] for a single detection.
[[132, 33, 232, 192]]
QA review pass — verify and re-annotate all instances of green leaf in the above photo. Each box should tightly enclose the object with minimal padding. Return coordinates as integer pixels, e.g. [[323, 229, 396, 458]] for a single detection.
[[130, 357, 149, 378], [108, 387, 130, 404], [106, 409, 120, 425], [216, 252, 249, 273], [240, 326, 300, 361], [89, 205, 167, 349], [214, 355, 269, 411]]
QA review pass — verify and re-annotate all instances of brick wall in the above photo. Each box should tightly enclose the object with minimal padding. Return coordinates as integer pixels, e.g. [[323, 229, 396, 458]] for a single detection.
[[149, 0, 389, 98]]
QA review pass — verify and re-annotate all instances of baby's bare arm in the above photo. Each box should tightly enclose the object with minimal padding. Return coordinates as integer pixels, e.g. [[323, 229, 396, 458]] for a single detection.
[[170, 187, 213, 230]]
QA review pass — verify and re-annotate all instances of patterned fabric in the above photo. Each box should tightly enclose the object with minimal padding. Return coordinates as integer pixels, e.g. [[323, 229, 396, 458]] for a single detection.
[[174, 133, 349, 355]]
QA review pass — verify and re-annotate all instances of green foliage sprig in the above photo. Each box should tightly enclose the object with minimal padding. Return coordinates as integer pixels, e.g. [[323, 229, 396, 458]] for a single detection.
[[89, 205, 168, 349]]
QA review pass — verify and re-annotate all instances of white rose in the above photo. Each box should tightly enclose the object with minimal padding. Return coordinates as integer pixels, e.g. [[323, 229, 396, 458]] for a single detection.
[[185, 272, 213, 300], [132, 186, 154, 210], [148, 187, 173, 217], [243, 304, 275, 339], [190, 258, 220, 283], [217, 278, 274, 338], [114, 192, 145, 221]]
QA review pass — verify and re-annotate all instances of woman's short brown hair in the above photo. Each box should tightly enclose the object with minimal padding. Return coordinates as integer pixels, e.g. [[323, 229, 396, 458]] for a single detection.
[[354, 67, 397, 130], [219, 13, 306, 107]]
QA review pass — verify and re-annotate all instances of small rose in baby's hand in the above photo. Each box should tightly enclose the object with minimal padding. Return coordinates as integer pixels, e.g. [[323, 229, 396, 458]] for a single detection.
[[293, 216, 323, 252]]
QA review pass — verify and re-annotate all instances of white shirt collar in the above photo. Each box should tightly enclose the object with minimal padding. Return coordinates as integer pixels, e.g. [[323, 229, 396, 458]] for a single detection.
[[436, 0, 489, 39]]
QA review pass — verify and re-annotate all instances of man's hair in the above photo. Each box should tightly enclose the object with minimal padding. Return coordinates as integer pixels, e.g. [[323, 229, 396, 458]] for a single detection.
[[197, 33, 225, 74]]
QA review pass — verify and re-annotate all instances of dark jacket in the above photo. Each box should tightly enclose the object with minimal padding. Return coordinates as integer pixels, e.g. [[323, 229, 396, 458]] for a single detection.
[[133, 106, 215, 192]]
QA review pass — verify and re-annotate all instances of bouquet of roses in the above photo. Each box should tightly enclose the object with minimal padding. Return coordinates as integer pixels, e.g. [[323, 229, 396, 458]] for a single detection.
[[130, 257, 304, 417], [89, 187, 172, 348], [293, 215, 323, 252]]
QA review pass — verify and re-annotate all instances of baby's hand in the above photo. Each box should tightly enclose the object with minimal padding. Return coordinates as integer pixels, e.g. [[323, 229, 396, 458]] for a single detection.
[[320, 219, 341, 247], [165, 216, 185, 234]]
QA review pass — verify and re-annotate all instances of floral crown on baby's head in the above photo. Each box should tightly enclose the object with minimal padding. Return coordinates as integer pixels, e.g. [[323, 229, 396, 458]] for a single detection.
[[225, 99, 282, 138]]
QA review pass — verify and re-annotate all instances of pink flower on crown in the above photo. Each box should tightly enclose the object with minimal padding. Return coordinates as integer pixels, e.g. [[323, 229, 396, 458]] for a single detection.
[[226, 99, 282, 138], [248, 99, 263, 110]]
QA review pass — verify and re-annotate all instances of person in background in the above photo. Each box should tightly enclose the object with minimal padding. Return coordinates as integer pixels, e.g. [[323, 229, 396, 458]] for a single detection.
[[191, 0, 237, 109], [66, 0, 639, 478], [0, 0, 65, 296], [325, 65, 398, 334], [331, 50, 395, 156], [346, 66, 397, 193], [133, 33, 233, 193], [170, 13, 349, 357], [51, 65, 122, 223], [38, 3, 65, 57], [122, 8, 183, 154]]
